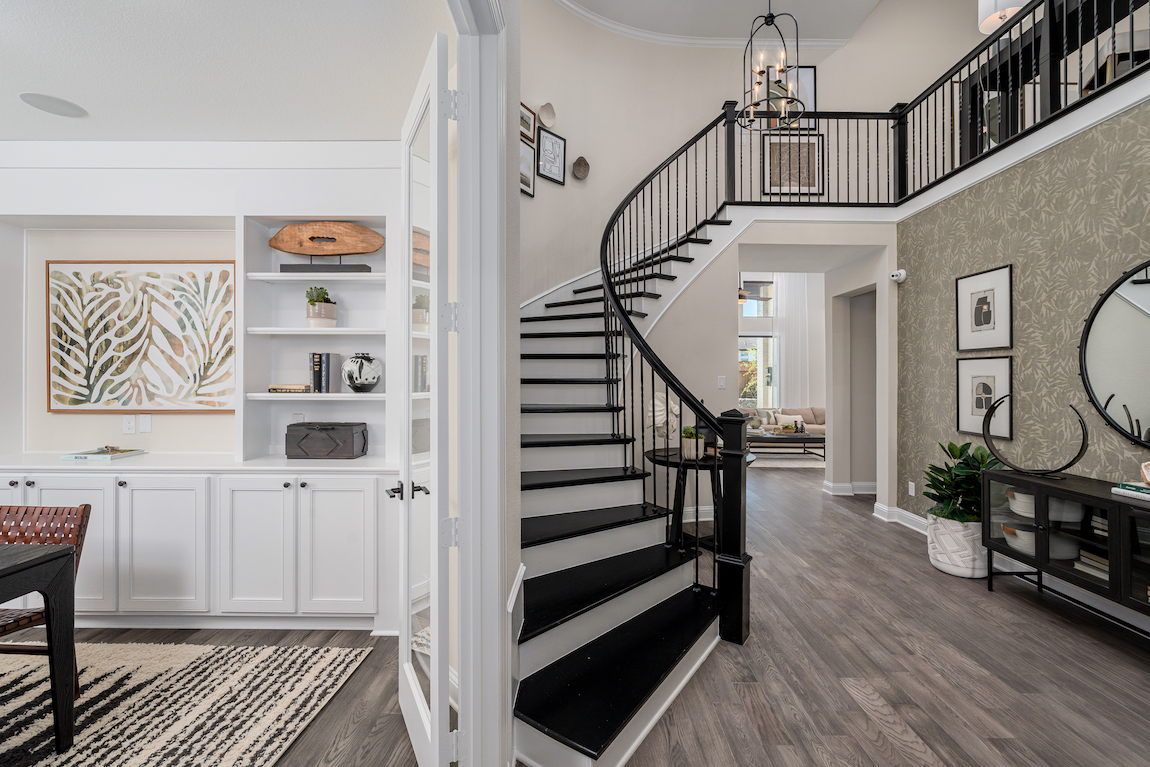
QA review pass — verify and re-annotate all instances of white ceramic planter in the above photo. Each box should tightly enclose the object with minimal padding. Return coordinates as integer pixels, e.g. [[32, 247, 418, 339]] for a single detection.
[[927, 514, 988, 578], [307, 302, 337, 328], [681, 438, 703, 461]]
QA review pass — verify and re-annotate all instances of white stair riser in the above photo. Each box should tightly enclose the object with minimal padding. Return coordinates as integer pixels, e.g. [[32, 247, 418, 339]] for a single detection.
[[514, 617, 720, 767], [521, 516, 667, 578], [521, 443, 628, 472], [520, 336, 607, 355], [520, 317, 604, 334], [521, 383, 614, 405], [518, 560, 690, 677], [521, 358, 610, 378], [521, 482, 643, 517], [519, 412, 618, 434]]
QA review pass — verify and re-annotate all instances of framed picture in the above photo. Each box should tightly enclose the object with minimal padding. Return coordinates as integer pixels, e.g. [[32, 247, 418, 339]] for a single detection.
[[762, 131, 823, 195], [519, 103, 537, 142], [46, 260, 236, 413], [537, 126, 566, 185], [956, 264, 1012, 351], [956, 356, 1012, 439], [520, 139, 536, 197]]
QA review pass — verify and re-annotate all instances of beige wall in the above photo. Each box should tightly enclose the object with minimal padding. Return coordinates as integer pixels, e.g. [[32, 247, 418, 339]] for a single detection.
[[896, 98, 1150, 517], [850, 291, 878, 485], [26, 229, 236, 453]]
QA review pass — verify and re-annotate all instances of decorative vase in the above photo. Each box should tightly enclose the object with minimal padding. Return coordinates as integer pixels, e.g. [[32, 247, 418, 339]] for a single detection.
[[412, 308, 430, 332], [307, 301, 337, 328], [927, 512, 988, 578], [681, 437, 703, 461], [341, 352, 382, 393]]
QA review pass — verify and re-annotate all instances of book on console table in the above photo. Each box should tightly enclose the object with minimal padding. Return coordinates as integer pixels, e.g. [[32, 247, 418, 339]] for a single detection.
[[1112, 486, 1150, 504], [1117, 481, 1150, 495], [62, 446, 145, 461]]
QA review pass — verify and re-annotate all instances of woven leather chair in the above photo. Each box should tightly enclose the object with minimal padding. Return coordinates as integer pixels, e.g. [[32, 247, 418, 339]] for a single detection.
[[0, 505, 92, 698]]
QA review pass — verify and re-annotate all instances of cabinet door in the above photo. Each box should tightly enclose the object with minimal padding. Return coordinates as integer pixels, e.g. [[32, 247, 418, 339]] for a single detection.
[[0, 474, 24, 506], [117, 474, 210, 612], [218, 476, 296, 613], [27, 474, 117, 612], [299, 476, 376, 613]]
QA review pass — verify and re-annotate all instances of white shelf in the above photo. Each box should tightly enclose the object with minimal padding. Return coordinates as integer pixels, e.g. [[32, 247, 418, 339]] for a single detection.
[[246, 393, 386, 401], [246, 327, 386, 336], [412, 331, 431, 340], [412, 280, 431, 290], [247, 272, 386, 283], [412, 392, 431, 400]]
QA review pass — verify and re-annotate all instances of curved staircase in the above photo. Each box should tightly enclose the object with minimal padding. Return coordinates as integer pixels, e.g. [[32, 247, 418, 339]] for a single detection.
[[513, 106, 751, 767]]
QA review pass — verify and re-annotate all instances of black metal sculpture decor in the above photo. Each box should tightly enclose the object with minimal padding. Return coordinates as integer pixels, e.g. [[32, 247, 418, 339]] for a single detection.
[[980, 395, 1089, 476]]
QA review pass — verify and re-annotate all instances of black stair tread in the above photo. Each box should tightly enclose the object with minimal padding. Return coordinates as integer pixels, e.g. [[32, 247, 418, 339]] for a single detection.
[[521, 404, 623, 414], [683, 237, 712, 244], [616, 254, 693, 277], [521, 352, 619, 360], [546, 296, 604, 308], [612, 272, 677, 287], [521, 330, 622, 339], [521, 466, 649, 491], [515, 587, 720, 759], [520, 544, 695, 642], [521, 377, 620, 385], [521, 312, 604, 322], [572, 284, 604, 294], [521, 433, 635, 448], [521, 502, 671, 548], [702, 218, 732, 225]]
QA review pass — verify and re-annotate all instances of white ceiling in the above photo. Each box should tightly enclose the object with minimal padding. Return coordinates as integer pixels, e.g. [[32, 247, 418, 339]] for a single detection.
[[555, 0, 882, 48], [0, 0, 454, 141]]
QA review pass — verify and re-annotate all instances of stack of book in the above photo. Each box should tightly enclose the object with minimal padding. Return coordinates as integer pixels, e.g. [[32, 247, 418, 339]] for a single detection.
[[1074, 550, 1110, 580], [413, 354, 430, 393], [1113, 481, 1150, 503], [268, 384, 312, 394], [310, 352, 339, 393], [1091, 514, 1109, 539]]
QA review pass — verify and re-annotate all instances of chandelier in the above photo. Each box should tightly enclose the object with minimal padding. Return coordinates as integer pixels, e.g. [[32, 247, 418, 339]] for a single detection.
[[737, 1, 805, 131]]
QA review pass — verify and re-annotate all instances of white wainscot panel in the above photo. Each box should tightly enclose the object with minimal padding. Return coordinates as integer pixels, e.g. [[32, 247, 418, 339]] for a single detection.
[[299, 476, 376, 614], [117, 474, 210, 612], [218, 476, 297, 613], [0, 474, 25, 608]]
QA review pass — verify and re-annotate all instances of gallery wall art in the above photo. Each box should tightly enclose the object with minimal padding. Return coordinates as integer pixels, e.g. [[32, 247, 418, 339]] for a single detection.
[[956, 356, 1013, 439], [46, 261, 236, 412], [956, 264, 1013, 351]]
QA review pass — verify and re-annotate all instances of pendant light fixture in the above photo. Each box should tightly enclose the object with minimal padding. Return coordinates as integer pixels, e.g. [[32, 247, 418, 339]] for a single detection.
[[737, 0, 806, 131], [978, 0, 1022, 33]]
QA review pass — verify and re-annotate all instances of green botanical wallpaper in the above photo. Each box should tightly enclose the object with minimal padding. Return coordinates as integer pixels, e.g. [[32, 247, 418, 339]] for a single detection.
[[897, 99, 1150, 517]]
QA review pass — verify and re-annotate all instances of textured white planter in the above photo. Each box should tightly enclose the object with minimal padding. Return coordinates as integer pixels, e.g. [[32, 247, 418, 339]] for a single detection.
[[681, 438, 703, 461], [927, 514, 988, 578], [306, 302, 337, 328]]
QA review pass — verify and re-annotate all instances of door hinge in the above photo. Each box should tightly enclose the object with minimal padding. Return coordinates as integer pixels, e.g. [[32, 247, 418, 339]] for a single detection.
[[439, 516, 464, 549], [447, 728, 466, 762], [442, 301, 460, 333], [440, 89, 468, 121]]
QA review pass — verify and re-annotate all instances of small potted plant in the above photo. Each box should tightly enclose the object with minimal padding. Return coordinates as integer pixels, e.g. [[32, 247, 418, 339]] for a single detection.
[[923, 441, 1003, 578], [681, 425, 704, 460], [306, 286, 337, 328], [412, 293, 431, 332]]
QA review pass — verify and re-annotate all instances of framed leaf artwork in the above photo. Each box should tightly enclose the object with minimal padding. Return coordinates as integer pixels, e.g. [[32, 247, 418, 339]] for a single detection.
[[46, 260, 236, 412]]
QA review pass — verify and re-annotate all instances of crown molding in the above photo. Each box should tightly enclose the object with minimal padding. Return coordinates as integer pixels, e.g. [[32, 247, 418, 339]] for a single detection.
[[551, 0, 848, 50]]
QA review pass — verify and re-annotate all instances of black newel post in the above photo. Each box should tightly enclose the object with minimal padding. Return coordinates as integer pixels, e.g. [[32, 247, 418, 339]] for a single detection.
[[723, 100, 738, 204], [717, 408, 750, 644], [890, 103, 908, 201]]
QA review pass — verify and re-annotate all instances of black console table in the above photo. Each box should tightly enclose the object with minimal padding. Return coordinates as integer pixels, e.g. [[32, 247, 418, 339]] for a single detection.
[[982, 469, 1150, 638]]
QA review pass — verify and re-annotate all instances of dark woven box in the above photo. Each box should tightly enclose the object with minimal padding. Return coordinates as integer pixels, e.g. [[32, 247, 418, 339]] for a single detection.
[[286, 422, 368, 459]]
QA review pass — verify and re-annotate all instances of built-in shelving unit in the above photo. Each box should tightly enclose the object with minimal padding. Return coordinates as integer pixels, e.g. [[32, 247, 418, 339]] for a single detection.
[[246, 272, 387, 284], [245, 393, 387, 401], [246, 327, 386, 336]]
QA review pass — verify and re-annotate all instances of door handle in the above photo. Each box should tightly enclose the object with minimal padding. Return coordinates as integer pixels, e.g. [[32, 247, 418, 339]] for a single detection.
[[25, 480, 34, 487], [118, 481, 127, 487], [283, 482, 291, 488], [412, 484, 430, 496], [7, 480, 15, 487], [386, 483, 404, 500], [300, 482, 308, 488]]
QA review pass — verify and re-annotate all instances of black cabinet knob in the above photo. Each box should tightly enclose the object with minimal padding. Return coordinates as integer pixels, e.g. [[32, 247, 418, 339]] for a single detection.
[[25, 480, 34, 487], [283, 482, 291, 488], [118, 481, 127, 487], [300, 482, 308, 488], [7, 480, 15, 487]]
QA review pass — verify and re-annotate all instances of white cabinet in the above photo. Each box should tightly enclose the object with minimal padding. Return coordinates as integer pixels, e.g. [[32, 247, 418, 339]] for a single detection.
[[117, 474, 210, 612], [218, 476, 296, 613], [299, 476, 376, 614], [27, 474, 117, 612], [0, 474, 23, 506]]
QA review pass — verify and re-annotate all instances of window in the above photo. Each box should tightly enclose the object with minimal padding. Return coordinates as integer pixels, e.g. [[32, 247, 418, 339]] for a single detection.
[[738, 336, 777, 409], [741, 280, 774, 318]]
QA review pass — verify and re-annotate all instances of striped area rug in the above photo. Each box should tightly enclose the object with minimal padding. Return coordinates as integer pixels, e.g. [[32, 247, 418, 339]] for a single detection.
[[0, 642, 370, 767]]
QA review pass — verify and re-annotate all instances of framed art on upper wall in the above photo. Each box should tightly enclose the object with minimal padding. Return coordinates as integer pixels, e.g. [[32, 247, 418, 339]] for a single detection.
[[537, 127, 566, 185], [46, 260, 236, 413], [957, 356, 1012, 439], [956, 264, 1012, 351], [519, 103, 537, 142], [520, 138, 535, 197], [762, 131, 824, 195]]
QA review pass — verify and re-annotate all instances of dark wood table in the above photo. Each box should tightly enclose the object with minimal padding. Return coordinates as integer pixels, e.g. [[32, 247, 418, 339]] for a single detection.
[[747, 430, 826, 458], [644, 448, 756, 551], [0, 543, 75, 753]]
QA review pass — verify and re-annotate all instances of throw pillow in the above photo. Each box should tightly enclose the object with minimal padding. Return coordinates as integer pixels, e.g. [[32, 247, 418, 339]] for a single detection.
[[774, 413, 805, 430], [755, 408, 777, 425]]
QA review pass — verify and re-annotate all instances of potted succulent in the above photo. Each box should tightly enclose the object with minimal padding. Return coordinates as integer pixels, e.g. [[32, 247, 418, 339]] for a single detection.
[[306, 286, 337, 328], [412, 293, 431, 332], [681, 425, 704, 460], [923, 441, 1003, 578]]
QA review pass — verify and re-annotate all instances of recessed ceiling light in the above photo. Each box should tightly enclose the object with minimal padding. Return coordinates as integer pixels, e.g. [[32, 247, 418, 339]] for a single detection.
[[19, 93, 88, 118]]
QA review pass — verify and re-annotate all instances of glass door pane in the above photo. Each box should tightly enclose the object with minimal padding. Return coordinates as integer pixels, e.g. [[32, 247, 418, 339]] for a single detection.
[[1125, 510, 1150, 612], [985, 479, 1038, 561], [1044, 497, 1113, 591]]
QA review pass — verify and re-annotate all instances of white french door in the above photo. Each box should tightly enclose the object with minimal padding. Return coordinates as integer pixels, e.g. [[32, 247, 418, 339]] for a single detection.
[[399, 32, 456, 767]]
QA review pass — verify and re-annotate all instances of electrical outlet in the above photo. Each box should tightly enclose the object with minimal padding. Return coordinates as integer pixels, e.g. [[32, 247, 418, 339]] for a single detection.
[[717, 375, 726, 389], [139, 414, 152, 433], [123, 414, 136, 435], [292, 413, 305, 423], [908, 481, 916, 497]]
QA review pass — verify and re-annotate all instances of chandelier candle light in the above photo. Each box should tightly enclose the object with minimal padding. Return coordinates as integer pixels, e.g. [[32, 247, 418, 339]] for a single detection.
[[738, 1, 806, 131]]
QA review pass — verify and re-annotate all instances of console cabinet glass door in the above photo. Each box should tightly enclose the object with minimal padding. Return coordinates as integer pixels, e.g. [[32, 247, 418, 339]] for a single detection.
[[985, 478, 1039, 564], [1041, 494, 1116, 596], [1122, 507, 1150, 614]]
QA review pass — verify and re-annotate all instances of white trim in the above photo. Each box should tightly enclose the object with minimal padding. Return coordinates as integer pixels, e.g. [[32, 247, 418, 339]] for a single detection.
[[822, 480, 854, 496], [507, 563, 527, 613], [851, 481, 877, 495], [872, 502, 928, 535], [551, 0, 847, 50]]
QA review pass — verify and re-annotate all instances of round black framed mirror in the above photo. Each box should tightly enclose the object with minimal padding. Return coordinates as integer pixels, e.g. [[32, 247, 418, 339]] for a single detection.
[[1080, 257, 1150, 449]]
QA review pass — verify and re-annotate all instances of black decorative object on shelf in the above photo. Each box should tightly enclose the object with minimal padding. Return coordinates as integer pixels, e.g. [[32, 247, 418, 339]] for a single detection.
[[286, 422, 368, 459], [980, 394, 1089, 477]]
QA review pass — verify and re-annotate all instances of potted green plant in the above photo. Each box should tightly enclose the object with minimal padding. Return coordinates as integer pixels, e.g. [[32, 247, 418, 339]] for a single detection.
[[922, 441, 1003, 578], [413, 293, 431, 332], [681, 425, 704, 460], [306, 286, 337, 328]]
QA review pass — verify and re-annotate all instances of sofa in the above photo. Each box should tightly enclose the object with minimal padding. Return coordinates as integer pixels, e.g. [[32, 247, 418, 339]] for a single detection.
[[738, 406, 826, 435]]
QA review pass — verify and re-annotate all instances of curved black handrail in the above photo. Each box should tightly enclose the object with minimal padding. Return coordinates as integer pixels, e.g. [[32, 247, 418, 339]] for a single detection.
[[598, 111, 727, 434]]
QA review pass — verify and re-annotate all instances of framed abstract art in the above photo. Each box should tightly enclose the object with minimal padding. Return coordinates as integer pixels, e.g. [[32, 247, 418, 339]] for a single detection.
[[956, 355, 1012, 439], [956, 264, 1012, 351]]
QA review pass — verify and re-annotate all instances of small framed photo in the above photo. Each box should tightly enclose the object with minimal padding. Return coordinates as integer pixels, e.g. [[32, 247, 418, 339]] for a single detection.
[[956, 264, 1012, 351], [537, 127, 566, 185], [519, 103, 537, 143], [520, 139, 535, 197], [957, 356, 1012, 439], [762, 131, 823, 195]]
